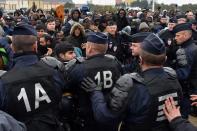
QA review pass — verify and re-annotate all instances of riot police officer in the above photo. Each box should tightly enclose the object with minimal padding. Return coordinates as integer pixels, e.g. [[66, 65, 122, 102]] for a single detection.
[[158, 18, 177, 47], [0, 23, 65, 131], [169, 23, 197, 119], [64, 32, 123, 131], [124, 32, 151, 73], [81, 33, 183, 131]]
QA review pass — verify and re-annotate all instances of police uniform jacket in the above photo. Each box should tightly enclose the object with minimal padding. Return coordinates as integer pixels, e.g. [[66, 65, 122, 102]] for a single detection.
[[0, 53, 65, 131], [66, 54, 123, 131]]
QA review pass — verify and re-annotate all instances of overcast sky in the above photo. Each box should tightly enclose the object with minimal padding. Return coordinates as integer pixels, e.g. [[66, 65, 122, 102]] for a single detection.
[[73, 0, 197, 6], [157, 0, 197, 5], [73, 0, 115, 5]]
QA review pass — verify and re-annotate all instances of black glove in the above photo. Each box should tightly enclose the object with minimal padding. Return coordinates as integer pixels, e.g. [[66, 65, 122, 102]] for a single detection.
[[81, 77, 102, 92], [176, 48, 188, 67]]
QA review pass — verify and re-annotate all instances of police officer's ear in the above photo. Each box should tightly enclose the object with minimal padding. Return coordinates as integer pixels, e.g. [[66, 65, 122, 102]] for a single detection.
[[10, 44, 16, 53], [165, 56, 167, 62], [33, 41, 38, 52], [139, 56, 143, 66]]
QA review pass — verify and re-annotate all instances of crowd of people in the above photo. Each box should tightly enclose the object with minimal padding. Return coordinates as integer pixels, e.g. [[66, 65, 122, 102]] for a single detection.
[[0, 4, 196, 131]]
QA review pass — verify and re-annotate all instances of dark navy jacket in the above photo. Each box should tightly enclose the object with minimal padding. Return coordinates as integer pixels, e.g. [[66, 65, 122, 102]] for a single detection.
[[0, 54, 65, 109], [88, 79, 151, 128], [176, 39, 197, 80], [170, 116, 197, 131]]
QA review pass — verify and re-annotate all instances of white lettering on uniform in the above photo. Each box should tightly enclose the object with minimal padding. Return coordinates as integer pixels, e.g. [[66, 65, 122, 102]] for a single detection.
[[17, 83, 51, 112], [103, 71, 113, 88], [95, 71, 113, 89], [18, 88, 31, 112], [35, 83, 51, 109]]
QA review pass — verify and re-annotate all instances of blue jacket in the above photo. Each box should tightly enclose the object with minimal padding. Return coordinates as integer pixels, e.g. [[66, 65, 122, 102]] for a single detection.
[[89, 81, 151, 127], [176, 39, 197, 80], [0, 110, 26, 131]]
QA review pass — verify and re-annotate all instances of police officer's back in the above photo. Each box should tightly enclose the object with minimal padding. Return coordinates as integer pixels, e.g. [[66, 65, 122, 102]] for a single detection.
[[138, 34, 182, 131], [0, 23, 65, 131], [66, 32, 123, 131], [81, 33, 183, 131]]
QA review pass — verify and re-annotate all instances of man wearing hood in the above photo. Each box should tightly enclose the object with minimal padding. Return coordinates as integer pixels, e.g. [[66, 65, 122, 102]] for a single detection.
[[63, 8, 83, 37]]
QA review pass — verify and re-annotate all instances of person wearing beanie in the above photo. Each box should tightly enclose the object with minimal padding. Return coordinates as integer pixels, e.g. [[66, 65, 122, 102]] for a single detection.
[[65, 31, 123, 131], [0, 22, 66, 131], [138, 22, 150, 32], [80, 33, 182, 131], [166, 23, 197, 119], [153, 16, 168, 33]]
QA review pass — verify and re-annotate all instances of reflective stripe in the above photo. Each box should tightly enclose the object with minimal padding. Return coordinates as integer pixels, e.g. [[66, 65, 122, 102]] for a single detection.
[[158, 92, 178, 102], [158, 110, 164, 116], [156, 116, 166, 122], [158, 101, 178, 110]]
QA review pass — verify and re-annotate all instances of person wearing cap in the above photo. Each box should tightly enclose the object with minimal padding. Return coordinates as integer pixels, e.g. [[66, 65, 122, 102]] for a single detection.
[[65, 32, 123, 131], [105, 20, 124, 63], [81, 33, 182, 131], [0, 23, 65, 131], [138, 34, 181, 131], [168, 23, 197, 119], [176, 15, 187, 24], [158, 18, 178, 68], [123, 32, 151, 73], [158, 18, 177, 47]]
